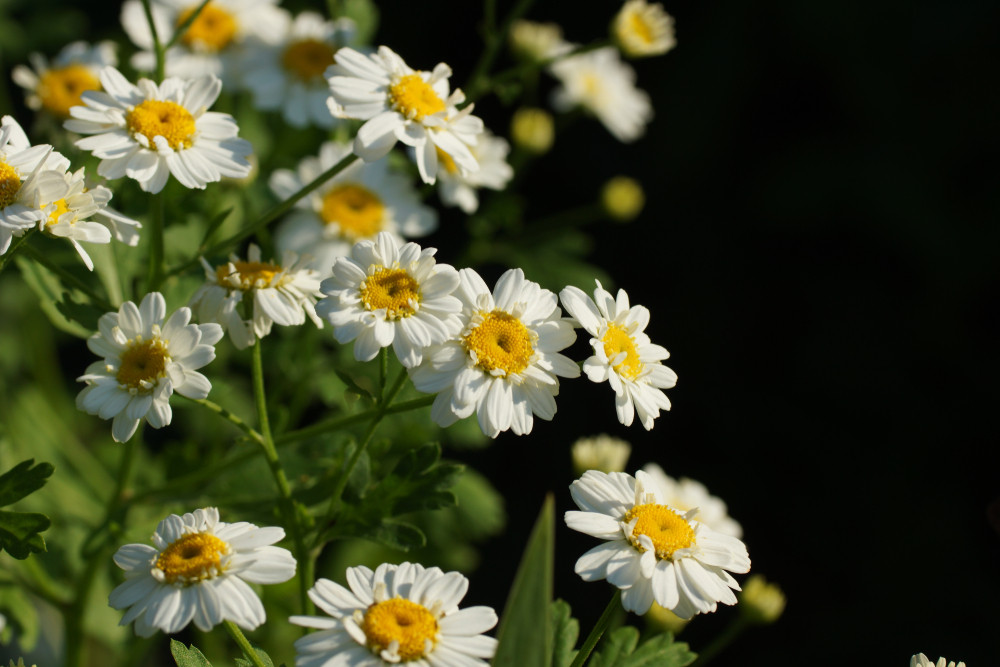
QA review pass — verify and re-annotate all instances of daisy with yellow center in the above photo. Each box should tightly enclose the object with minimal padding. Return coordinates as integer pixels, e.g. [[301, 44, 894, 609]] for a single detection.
[[326, 46, 485, 184], [435, 129, 514, 214], [189, 244, 324, 350], [64, 67, 252, 193], [408, 267, 580, 438], [565, 469, 750, 617], [612, 0, 677, 58], [11, 41, 116, 118], [291, 562, 498, 667], [560, 280, 677, 430], [316, 232, 462, 368], [76, 292, 223, 443], [641, 463, 743, 538], [109, 507, 295, 637]]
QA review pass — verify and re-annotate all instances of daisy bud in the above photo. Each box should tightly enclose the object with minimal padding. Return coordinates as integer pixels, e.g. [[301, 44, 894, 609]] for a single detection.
[[510, 107, 555, 155]]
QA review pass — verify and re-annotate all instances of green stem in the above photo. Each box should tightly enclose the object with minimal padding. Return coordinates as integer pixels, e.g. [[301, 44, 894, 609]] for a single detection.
[[223, 620, 268, 667], [378, 347, 388, 401], [165, 0, 211, 49], [18, 556, 72, 607], [480, 39, 613, 101], [464, 0, 537, 101], [569, 589, 621, 667], [276, 394, 434, 445], [688, 616, 747, 666], [140, 0, 166, 82], [0, 230, 34, 274], [147, 192, 165, 292], [21, 244, 114, 312], [179, 394, 265, 446]]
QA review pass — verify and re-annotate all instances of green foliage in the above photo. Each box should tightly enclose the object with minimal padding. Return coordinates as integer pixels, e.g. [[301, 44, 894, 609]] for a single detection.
[[0, 459, 53, 559], [13, 256, 93, 338], [235, 646, 277, 667], [0, 585, 39, 649], [588, 627, 697, 667], [339, 0, 379, 45], [551, 599, 580, 667], [170, 640, 213, 667]]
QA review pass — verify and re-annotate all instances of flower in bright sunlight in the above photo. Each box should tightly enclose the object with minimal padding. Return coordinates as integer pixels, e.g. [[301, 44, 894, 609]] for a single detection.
[[911, 655, 967, 667], [316, 232, 462, 367], [326, 46, 484, 184], [408, 268, 580, 438], [11, 41, 117, 118], [109, 507, 295, 637], [565, 469, 750, 617], [76, 292, 223, 442], [290, 562, 497, 667], [189, 243, 324, 350], [612, 0, 677, 58], [65, 67, 252, 193], [640, 463, 743, 538], [435, 129, 514, 214], [560, 280, 676, 430]]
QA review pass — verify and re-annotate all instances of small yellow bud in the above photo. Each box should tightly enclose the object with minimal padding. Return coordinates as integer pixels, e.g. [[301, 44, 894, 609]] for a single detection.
[[571, 435, 631, 475], [601, 176, 645, 222], [510, 108, 555, 155], [509, 20, 566, 61], [739, 574, 786, 624], [612, 0, 677, 59], [645, 602, 689, 634]]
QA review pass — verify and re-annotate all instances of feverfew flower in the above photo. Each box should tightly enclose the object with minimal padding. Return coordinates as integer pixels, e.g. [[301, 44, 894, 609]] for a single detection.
[[911, 655, 967, 667], [326, 46, 485, 184], [65, 67, 253, 193], [189, 244, 324, 350], [11, 41, 117, 118], [559, 280, 676, 430], [109, 507, 296, 637], [408, 268, 580, 438], [572, 434, 632, 475], [612, 1, 677, 58], [641, 463, 743, 538], [241, 11, 356, 128], [435, 129, 514, 214], [270, 141, 436, 275], [76, 292, 223, 442], [316, 232, 462, 367], [549, 47, 653, 142], [290, 562, 498, 667], [565, 469, 750, 618], [509, 20, 569, 61]]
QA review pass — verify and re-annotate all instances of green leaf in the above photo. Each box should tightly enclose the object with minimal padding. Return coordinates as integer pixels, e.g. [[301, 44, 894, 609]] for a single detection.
[[14, 257, 91, 338], [0, 459, 54, 506], [0, 459, 53, 559], [362, 518, 425, 551], [589, 626, 639, 667], [169, 640, 213, 667], [340, 0, 379, 44], [493, 495, 555, 667], [0, 585, 40, 650], [620, 633, 696, 667], [235, 645, 276, 667], [334, 368, 375, 401], [551, 599, 579, 667]]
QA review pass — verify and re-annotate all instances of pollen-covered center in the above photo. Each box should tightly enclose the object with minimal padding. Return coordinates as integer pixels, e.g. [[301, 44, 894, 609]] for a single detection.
[[155, 532, 230, 585], [362, 597, 438, 661], [282, 39, 336, 81], [125, 100, 197, 150], [360, 267, 420, 320], [38, 64, 100, 117], [176, 3, 238, 52], [624, 503, 696, 560], [0, 160, 22, 209], [601, 323, 642, 380], [463, 310, 534, 376], [45, 198, 72, 226], [321, 183, 385, 240], [216, 260, 287, 290], [116, 337, 170, 389], [389, 73, 446, 121]]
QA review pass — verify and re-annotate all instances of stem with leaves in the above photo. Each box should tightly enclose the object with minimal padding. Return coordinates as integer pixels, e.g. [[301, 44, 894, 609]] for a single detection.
[[223, 620, 269, 667], [569, 589, 621, 667]]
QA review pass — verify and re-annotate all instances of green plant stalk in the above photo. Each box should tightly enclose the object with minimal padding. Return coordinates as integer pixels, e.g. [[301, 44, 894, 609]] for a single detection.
[[276, 394, 435, 446], [165, 0, 211, 49], [464, 0, 537, 101], [179, 394, 266, 446], [484, 39, 613, 97], [223, 620, 268, 667], [146, 192, 165, 292], [689, 615, 747, 666], [140, 0, 166, 83], [0, 230, 34, 275], [569, 589, 621, 667], [21, 243, 115, 312]]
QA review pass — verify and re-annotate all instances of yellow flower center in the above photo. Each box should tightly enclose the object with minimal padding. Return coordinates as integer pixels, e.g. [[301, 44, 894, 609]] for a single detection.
[[125, 100, 197, 150], [155, 532, 230, 585], [362, 597, 438, 661], [388, 73, 446, 121], [463, 310, 534, 376], [45, 198, 72, 226], [216, 260, 286, 290], [435, 148, 459, 175], [282, 39, 337, 81], [601, 323, 642, 380], [116, 337, 170, 389], [626, 11, 656, 45], [176, 3, 238, 52], [624, 503, 696, 560], [0, 160, 22, 209], [37, 64, 100, 117], [360, 267, 420, 320], [321, 183, 385, 240]]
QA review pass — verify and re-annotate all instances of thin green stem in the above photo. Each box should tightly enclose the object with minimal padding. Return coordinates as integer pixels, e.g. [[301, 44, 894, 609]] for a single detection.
[[485, 39, 612, 97], [146, 192, 165, 292], [140, 0, 166, 82], [178, 394, 265, 446], [275, 394, 434, 446], [21, 244, 114, 312], [18, 556, 72, 607], [165, 0, 211, 49], [569, 589, 621, 667], [464, 0, 537, 101], [0, 230, 34, 274], [378, 348, 388, 401], [223, 620, 268, 667], [688, 616, 747, 666]]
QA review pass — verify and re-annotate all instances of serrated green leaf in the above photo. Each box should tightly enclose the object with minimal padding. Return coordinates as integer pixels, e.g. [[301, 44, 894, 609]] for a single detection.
[[235, 645, 275, 667], [0, 459, 53, 559], [493, 495, 554, 667], [619, 632, 696, 667], [551, 599, 579, 667], [170, 640, 213, 667], [590, 626, 640, 667], [0, 459, 54, 506], [363, 519, 425, 551]]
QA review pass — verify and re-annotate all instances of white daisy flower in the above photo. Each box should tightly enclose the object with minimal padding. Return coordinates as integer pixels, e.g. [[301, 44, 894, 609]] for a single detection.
[[120, 0, 289, 85], [911, 655, 966, 667], [76, 292, 224, 443], [509, 20, 570, 62], [290, 562, 498, 667], [326, 46, 485, 184], [189, 243, 324, 350], [241, 11, 356, 129], [408, 267, 580, 438], [316, 232, 462, 368], [565, 469, 751, 618], [109, 507, 296, 637], [612, 1, 677, 58], [11, 40, 117, 119], [65, 67, 253, 194], [549, 47, 653, 142], [435, 129, 514, 214], [559, 280, 676, 430], [270, 141, 436, 275], [640, 463, 743, 538]]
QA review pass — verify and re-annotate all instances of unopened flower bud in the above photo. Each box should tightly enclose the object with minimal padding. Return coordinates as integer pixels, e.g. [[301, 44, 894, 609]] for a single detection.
[[510, 107, 554, 155], [571, 435, 631, 475], [509, 20, 565, 61], [601, 176, 645, 222], [740, 574, 786, 624]]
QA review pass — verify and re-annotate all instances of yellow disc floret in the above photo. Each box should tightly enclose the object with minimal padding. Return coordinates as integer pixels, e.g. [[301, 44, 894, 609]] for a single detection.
[[0, 160, 22, 209], [601, 323, 643, 380], [116, 337, 170, 389], [624, 503, 696, 559], [282, 39, 337, 81], [155, 531, 230, 585], [176, 3, 238, 52], [37, 64, 101, 117], [463, 310, 534, 376], [125, 100, 197, 150], [45, 198, 72, 226], [321, 184, 385, 239], [388, 74, 446, 121], [216, 260, 286, 290], [362, 597, 438, 661], [360, 267, 420, 320]]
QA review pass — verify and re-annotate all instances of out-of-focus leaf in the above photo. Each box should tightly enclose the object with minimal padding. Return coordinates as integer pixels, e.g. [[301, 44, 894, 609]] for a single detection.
[[0, 585, 40, 650], [551, 599, 579, 667], [340, 0, 379, 44], [170, 640, 213, 667], [0, 459, 53, 559], [334, 368, 375, 401], [0, 459, 54, 506], [361, 518, 425, 551], [14, 257, 92, 338]]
